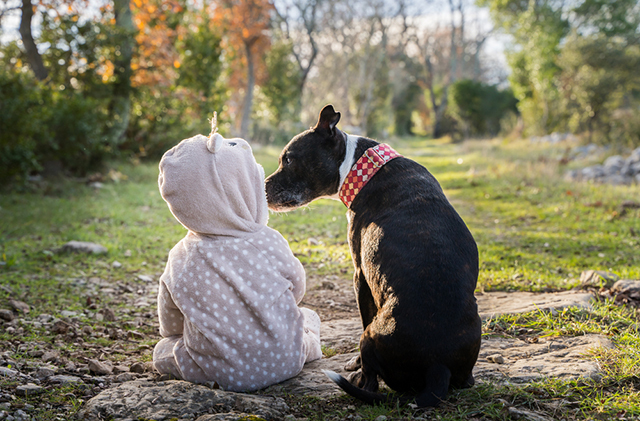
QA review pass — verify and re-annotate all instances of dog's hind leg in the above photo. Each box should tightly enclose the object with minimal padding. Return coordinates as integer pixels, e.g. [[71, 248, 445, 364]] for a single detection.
[[414, 364, 451, 408], [348, 331, 381, 392]]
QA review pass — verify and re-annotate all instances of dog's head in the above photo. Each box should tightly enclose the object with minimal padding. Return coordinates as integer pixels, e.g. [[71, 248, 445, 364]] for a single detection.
[[265, 105, 346, 211]]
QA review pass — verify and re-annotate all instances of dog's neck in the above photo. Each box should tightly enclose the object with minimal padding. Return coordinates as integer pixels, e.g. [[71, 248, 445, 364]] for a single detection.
[[338, 134, 359, 188]]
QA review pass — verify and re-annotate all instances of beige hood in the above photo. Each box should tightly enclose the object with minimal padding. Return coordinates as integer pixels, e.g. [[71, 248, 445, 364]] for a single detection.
[[158, 133, 268, 236]]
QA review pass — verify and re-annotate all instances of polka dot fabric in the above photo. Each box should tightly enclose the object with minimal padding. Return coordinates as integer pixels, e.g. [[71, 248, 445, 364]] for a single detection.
[[153, 228, 322, 391], [154, 132, 321, 392]]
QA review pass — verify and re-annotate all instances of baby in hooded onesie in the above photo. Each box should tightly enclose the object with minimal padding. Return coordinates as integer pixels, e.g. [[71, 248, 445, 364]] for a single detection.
[[152, 128, 322, 392]]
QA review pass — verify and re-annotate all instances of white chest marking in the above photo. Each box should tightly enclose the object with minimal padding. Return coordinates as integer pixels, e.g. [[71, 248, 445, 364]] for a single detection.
[[322, 134, 358, 201]]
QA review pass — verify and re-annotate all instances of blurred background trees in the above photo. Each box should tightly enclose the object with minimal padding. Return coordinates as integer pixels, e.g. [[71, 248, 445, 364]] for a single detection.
[[1, 0, 638, 185]]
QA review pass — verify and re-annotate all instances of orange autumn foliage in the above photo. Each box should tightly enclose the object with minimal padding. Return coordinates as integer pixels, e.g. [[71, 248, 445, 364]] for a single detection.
[[212, 0, 273, 91], [130, 0, 184, 88]]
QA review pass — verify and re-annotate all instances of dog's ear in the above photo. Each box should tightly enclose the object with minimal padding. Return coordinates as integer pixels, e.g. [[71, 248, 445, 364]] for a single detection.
[[314, 104, 341, 136]]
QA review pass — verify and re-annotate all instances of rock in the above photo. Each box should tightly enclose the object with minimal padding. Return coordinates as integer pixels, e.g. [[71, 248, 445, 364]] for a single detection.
[[15, 384, 44, 396], [59, 241, 108, 255], [475, 334, 613, 383], [263, 353, 359, 398], [98, 308, 116, 322], [611, 280, 640, 299], [507, 407, 552, 421], [8, 300, 29, 314], [137, 274, 154, 282], [51, 320, 70, 335], [196, 413, 274, 421], [486, 354, 505, 364], [0, 309, 14, 322], [78, 380, 289, 421], [48, 375, 83, 385], [61, 310, 79, 318], [41, 350, 60, 363], [35, 367, 56, 379], [476, 291, 594, 320], [129, 362, 147, 374], [88, 359, 113, 375], [603, 155, 625, 172], [112, 261, 122, 268], [580, 270, 619, 289], [114, 372, 136, 383], [112, 365, 129, 374], [0, 367, 18, 377], [127, 330, 145, 340]]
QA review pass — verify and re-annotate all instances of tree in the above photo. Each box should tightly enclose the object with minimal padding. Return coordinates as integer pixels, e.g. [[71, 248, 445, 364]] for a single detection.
[[19, 0, 48, 81], [214, 0, 273, 138]]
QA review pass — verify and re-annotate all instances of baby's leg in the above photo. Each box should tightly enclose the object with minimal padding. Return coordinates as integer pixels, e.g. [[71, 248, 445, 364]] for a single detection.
[[300, 307, 322, 362], [153, 336, 183, 379]]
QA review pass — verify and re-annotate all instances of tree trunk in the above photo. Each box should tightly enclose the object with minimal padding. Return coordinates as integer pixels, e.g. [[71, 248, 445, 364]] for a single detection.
[[240, 39, 256, 139], [107, 0, 134, 145], [19, 0, 48, 81]]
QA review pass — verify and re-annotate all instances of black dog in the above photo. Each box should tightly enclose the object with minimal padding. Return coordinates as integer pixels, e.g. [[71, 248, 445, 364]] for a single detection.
[[264, 105, 481, 407]]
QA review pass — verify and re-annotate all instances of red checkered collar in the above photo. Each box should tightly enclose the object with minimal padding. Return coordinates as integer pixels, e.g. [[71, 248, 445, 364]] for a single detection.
[[339, 143, 401, 208]]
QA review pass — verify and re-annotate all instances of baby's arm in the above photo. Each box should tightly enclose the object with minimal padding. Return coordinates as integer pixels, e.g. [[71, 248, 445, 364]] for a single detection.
[[158, 280, 184, 337], [274, 232, 306, 304]]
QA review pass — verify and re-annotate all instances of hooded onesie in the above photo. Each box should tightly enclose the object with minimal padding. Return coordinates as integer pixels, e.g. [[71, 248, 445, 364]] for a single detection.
[[153, 132, 322, 392]]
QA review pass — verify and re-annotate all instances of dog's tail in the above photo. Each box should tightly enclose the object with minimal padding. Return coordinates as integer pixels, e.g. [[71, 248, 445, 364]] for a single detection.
[[322, 370, 403, 406], [322, 365, 451, 408]]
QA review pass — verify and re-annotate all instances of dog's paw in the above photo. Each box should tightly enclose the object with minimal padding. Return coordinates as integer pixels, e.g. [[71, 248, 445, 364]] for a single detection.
[[344, 355, 362, 371], [346, 370, 364, 388]]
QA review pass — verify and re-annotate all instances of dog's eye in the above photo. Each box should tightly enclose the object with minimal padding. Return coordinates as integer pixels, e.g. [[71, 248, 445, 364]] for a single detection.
[[284, 156, 291, 166], [227, 142, 237, 147]]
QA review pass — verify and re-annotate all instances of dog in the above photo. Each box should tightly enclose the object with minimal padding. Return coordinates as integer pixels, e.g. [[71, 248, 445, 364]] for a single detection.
[[264, 104, 481, 407]]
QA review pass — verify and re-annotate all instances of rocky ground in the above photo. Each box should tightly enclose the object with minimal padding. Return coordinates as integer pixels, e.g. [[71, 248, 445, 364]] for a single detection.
[[2, 243, 640, 420]]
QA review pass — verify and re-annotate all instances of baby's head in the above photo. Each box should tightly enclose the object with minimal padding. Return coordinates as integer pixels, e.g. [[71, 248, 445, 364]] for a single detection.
[[158, 125, 268, 236]]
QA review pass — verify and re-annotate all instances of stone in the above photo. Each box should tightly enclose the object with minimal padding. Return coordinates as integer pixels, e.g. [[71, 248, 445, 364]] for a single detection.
[[15, 384, 44, 397], [0, 367, 18, 377], [51, 320, 69, 334], [35, 367, 56, 379], [114, 372, 136, 383], [59, 241, 108, 255], [112, 365, 129, 374], [474, 334, 613, 383], [603, 155, 625, 171], [507, 407, 551, 421], [99, 307, 116, 322], [0, 310, 14, 322], [486, 354, 505, 364], [78, 380, 289, 421], [137, 274, 154, 282], [88, 359, 113, 375], [476, 291, 594, 320], [196, 413, 274, 421], [41, 350, 60, 363], [129, 362, 147, 374], [112, 261, 122, 268], [611, 280, 640, 299], [8, 300, 29, 314], [48, 375, 83, 385], [580, 270, 619, 289]]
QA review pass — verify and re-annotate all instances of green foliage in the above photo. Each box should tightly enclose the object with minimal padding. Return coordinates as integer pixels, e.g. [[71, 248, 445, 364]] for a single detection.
[[0, 70, 47, 182], [448, 79, 518, 137], [0, 70, 110, 184], [123, 19, 227, 158], [558, 33, 640, 144], [262, 40, 303, 127], [482, 0, 640, 145]]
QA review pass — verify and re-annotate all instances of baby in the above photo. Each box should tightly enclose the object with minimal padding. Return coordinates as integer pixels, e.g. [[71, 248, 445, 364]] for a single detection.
[[152, 121, 322, 392]]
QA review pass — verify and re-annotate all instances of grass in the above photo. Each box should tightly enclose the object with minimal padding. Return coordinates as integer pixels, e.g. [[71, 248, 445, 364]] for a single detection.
[[1, 135, 640, 419]]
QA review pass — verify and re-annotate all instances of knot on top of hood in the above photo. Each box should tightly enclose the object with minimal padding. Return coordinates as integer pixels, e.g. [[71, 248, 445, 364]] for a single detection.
[[158, 133, 268, 236]]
